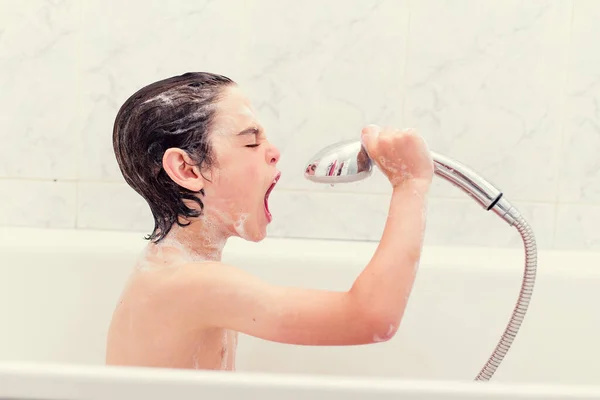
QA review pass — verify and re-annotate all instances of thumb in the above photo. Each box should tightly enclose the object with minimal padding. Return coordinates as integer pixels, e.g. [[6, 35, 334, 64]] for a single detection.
[[360, 124, 380, 156]]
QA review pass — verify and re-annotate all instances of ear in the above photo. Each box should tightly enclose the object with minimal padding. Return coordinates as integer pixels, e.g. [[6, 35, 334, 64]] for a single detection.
[[162, 148, 205, 192]]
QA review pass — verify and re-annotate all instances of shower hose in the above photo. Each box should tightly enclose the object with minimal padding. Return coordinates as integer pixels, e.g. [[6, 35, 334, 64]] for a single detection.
[[474, 211, 537, 381], [432, 152, 538, 381]]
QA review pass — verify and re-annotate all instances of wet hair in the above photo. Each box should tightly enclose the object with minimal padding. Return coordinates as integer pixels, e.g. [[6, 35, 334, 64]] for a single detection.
[[113, 72, 235, 242]]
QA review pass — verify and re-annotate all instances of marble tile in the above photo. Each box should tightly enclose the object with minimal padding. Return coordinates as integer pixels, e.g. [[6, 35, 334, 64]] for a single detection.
[[424, 197, 555, 250], [555, 204, 600, 251], [0, 1, 81, 180], [266, 189, 390, 241], [404, 0, 571, 203], [558, 0, 600, 203], [3, 0, 592, 252], [77, 182, 154, 233], [76, 0, 410, 186], [267, 188, 555, 249], [77, 0, 241, 181], [238, 0, 411, 193], [0, 179, 76, 228]]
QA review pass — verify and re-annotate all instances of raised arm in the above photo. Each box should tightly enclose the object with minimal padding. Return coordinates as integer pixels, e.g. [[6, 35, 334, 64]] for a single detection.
[[179, 126, 434, 346]]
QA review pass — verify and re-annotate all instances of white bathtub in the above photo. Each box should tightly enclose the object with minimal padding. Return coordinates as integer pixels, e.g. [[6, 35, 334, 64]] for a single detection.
[[1, 226, 600, 399]]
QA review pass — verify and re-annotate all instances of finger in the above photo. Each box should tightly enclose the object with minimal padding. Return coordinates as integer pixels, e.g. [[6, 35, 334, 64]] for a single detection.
[[379, 126, 394, 137], [360, 124, 380, 156]]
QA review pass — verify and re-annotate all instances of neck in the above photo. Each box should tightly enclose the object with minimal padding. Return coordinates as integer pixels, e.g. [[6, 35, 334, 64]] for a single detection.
[[152, 212, 231, 263]]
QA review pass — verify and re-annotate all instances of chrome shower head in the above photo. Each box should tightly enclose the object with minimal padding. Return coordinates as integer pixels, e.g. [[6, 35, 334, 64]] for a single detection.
[[304, 140, 373, 184], [303, 139, 518, 226]]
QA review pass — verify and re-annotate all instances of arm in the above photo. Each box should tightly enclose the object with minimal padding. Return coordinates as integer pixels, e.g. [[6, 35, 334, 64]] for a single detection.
[[178, 180, 429, 346], [349, 179, 429, 334]]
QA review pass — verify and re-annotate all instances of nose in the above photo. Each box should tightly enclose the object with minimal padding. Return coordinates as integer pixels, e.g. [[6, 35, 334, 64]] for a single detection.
[[266, 143, 280, 165]]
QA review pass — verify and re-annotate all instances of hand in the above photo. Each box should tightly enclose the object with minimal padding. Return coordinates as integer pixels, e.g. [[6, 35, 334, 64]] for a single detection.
[[360, 125, 434, 188]]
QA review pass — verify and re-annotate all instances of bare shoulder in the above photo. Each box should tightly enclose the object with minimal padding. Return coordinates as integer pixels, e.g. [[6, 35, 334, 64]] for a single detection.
[[178, 260, 253, 281], [158, 261, 270, 329], [167, 260, 264, 300]]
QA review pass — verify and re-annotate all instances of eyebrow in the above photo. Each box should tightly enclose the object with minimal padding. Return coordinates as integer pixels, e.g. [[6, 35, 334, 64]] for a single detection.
[[237, 127, 259, 136]]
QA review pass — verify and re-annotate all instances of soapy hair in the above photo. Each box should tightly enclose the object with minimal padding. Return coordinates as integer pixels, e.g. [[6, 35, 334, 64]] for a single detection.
[[113, 72, 235, 242]]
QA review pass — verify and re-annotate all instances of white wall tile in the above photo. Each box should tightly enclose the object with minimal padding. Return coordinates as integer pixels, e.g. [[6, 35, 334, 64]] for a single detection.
[[558, 0, 600, 203], [248, 0, 411, 193], [267, 189, 389, 241], [76, 0, 256, 181], [0, 1, 81, 180], [77, 182, 153, 232], [555, 204, 600, 251], [404, 0, 571, 203], [75, 0, 411, 187], [424, 198, 555, 250], [2, 0, 599, 252], [268, 188, 555, 249], [0, 179, 76, 228]]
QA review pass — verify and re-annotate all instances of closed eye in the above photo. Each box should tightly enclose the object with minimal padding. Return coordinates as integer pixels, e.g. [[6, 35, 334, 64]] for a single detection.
[[239, 127, 262, 148]]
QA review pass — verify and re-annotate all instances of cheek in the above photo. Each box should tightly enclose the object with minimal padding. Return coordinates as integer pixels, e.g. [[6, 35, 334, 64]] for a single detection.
[[220, 163, 262, 199], [233, 158, 261, 182], [237, 168, 262, 200]]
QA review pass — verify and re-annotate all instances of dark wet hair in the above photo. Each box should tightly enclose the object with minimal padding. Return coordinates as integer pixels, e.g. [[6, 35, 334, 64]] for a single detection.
[[113, 72, 235, 242]]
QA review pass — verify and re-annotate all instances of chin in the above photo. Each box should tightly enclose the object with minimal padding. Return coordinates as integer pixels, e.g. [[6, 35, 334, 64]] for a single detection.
[[248, 227, 268, 242], [248, 234, 266, 243], [233, 218, 267, 242]]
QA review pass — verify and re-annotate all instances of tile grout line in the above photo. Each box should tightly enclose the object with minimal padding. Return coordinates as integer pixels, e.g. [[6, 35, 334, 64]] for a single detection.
[[74, 181, 80, 230], [2, 177, 600, 206], [400, 0, 413, 126], [552, 0, 577, 248], [73, 0, 84, 231]]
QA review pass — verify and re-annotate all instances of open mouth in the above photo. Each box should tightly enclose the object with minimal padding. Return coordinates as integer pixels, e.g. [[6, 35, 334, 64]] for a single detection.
[[264, 172, 281, 222]]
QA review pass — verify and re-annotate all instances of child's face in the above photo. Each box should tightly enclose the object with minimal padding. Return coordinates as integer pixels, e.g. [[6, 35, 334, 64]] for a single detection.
[[202, 85, 281, 241]]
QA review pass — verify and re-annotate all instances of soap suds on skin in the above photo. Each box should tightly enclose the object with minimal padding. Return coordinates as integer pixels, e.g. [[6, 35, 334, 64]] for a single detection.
[[137, 236, 217, 271], [136, 228, 226, 271], [192, 349, 201, 370], [219, 330, 239, 371], [209, 206, 253, 241], [220, 330, 229, 370], [364, 126, 431, 189], [136, 204, 256, 271], [373, 324, 396, 343], [233, 213, 249, 239]]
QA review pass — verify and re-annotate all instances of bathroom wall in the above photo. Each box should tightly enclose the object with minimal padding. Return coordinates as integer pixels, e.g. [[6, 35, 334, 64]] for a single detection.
[[0, 0, 598, 251]]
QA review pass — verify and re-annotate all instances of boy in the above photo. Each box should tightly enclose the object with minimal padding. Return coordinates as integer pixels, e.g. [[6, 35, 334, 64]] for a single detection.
[[106, 72, 434, 371]]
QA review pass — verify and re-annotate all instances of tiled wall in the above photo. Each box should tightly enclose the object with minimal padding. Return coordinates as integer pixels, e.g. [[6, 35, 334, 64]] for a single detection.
[[0, 0, 598, 251]]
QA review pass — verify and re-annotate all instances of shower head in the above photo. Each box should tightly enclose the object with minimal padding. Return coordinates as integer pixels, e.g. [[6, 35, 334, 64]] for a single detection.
[[304, 140, 518, 226], [304, 140, 373, 184]]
